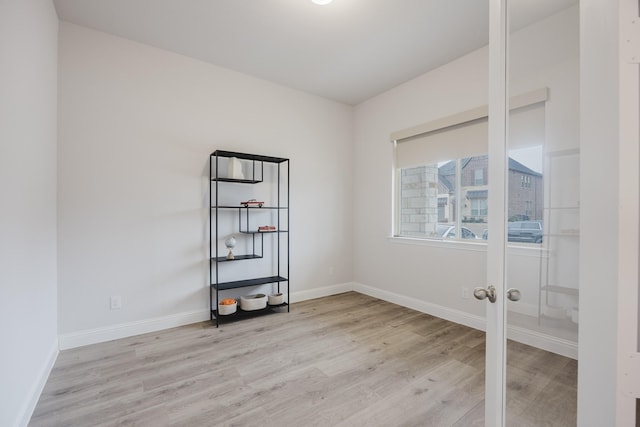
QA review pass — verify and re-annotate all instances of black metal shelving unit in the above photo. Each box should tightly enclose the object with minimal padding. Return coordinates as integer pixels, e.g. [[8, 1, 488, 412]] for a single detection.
[[210, 150, 290, 327]]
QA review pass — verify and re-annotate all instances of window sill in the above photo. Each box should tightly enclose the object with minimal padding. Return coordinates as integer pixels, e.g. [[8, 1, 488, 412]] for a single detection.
[[388, 236, 488, 252], [387, 236, 548, 256]]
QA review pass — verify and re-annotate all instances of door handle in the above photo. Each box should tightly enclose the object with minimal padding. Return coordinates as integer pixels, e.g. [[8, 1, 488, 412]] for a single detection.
[[506, 288, 521, 302], [474, 285, 497, 303], [474, 286, 521, 303]]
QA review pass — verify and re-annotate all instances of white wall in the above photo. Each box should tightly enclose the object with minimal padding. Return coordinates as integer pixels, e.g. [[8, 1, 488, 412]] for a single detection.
[[0, 1, 59, 426], [57, 22, 354, 345], [353, 43, 490, 321], [352, 7, 579, 324]]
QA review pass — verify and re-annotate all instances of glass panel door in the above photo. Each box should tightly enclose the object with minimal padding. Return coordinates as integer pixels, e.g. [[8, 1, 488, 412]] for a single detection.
[[504, 1, 580, 425]]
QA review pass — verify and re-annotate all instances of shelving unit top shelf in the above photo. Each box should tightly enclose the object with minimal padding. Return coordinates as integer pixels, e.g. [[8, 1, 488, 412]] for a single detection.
[[212, 150, 289, 164]]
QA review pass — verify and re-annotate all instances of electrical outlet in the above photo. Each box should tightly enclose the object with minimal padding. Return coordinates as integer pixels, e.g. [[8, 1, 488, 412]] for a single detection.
[[110, 295, 122, 310], [461, 287, 470, 299]]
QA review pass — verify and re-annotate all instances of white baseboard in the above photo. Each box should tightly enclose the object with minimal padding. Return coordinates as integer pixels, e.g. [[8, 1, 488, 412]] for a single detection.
[[290, 282, 355, 303], [17, 339, 58, 427], [58, 281, 577, 359], [57, 283, 356, 350], [352, 282, 577, 359], [58, 309, 209, 350], [353, 282, 487, 331], [507, 325, 577, 359]]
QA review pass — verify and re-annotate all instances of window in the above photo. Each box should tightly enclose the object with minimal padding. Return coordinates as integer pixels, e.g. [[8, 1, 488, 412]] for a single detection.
[[392, 113, 488, 241], [474, 168, 484, 185], [437, 196, 449, 222], [471, 198, 488, 217], [525, 200, 533, 217], [392, 89, 548, 243], [509, 145, 543, 233], [395, 155, 487, 240]]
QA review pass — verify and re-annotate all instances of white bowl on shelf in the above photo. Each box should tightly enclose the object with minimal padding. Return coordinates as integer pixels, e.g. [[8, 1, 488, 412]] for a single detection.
[[217, 300, 237, 315], [240, 294, 268, 311], [268, 293, 285, 305]]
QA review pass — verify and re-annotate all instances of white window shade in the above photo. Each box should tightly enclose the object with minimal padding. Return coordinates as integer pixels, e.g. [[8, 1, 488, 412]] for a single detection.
[[392, 88, 547, 168], [508, 102, 545, 150], [395, 118, 488, 168]]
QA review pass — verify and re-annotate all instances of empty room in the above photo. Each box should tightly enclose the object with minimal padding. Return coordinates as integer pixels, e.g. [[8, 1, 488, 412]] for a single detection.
[[2, 0, 638, 426]]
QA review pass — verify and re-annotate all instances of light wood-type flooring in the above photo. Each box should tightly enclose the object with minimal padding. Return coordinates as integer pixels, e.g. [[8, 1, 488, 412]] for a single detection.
[[30, 292, 577, 426]]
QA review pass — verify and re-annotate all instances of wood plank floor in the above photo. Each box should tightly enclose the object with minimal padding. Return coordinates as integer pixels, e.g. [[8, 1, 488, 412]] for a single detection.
[[30, 292, 576, 426]]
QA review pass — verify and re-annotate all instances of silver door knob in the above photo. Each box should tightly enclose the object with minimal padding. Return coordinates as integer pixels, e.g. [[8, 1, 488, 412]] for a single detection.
[[474, 285, 497, 303], [506, 288, 521, 302]]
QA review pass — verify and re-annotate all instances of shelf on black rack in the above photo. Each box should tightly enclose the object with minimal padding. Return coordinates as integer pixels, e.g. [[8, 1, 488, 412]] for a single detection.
[[213, 303, 289, 323], [212, 150, 289, 164], [211, 177, 263, 184], [212, 254, 263, 262], [212, 275, 288, 290], [211, 205, 288, 210], [239, 230, 289, 234]]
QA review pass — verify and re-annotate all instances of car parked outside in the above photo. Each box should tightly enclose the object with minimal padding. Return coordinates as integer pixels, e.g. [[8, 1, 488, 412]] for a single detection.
[[436, 224, 480, 240], [507, 220, 543, 243]]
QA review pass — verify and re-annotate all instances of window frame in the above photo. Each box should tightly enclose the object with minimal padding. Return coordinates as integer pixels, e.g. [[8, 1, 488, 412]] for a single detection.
[[390, 88, 549, 245]]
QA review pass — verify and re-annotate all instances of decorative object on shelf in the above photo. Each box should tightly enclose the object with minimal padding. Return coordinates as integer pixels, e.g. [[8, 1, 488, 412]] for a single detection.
[[258, 225, 277, 232], [240, 294, 268, 311], [228, 157, 244, 180], [224, 236, 236, 260], [268, 293, 285, 305], [218, 298, 237, 315], [241, 199, 264, 208]]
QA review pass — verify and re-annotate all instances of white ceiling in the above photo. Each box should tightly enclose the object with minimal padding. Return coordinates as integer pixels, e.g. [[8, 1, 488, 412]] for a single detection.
[[53, 0, 577, 105]]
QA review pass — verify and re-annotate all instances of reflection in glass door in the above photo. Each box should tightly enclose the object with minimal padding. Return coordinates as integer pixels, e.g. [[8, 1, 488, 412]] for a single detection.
[[505, 1, 579, 425]]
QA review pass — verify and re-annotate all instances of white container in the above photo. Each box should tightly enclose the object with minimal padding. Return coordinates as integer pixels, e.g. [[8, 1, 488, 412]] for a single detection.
[[240, 294, 268, 311], [218, 300, 237, 315], [228, 157, 244, 179], [268, 293, 285, 305]]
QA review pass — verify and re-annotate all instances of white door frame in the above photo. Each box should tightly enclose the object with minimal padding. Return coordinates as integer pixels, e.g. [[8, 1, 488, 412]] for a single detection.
[[485, 0, 508, 425], [579, 0, 640, 424], [617, 0, 640, 424]]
